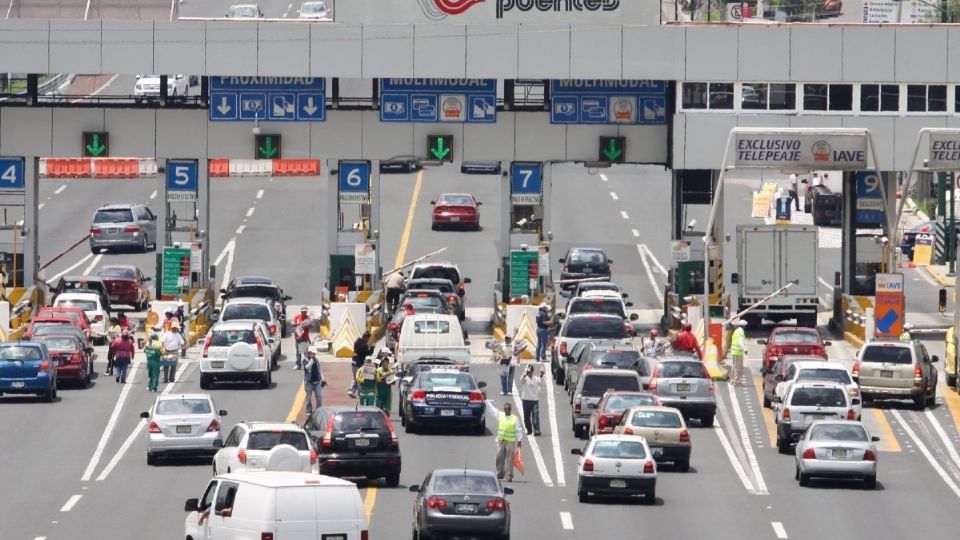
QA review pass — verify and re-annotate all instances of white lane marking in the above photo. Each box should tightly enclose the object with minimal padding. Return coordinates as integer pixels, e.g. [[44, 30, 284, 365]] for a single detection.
[[599, 173, 608, 182], [96, 362, 192, 481], [81, 360, 143, 481], [213, 237, 236, 267], [149, 190, 157, 200], [924, 409, 960, 473], [726, 384, 768, 495], [631, 229, 640, 238], [890, 409, 960, 498], [620, 211, 629, 220], [817, 277, 835, 291], [713, 393, 756, 493], [34, 537, 46, 540], [38, 203, 45, 210], [60, 495, 81, 512], [236, 225, 246, 235], [256, 189, 264, 199], [772, 522, 788, 539], [510, 382, 554, 487], [637, 244, 664, 305], [81, 253, 103, 276], [246, 207, 255, 217], [49, 253, 92, 282], [217, 237, 237, 294], [609, 192, 618, 200], [54, 185, 66, 195], [641, 244, 668, 275], [543, 367, 565, 487], [559, 512, 574, 530]]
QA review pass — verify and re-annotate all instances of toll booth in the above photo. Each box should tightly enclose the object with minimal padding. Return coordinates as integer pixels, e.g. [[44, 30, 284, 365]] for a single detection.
[[496, 162, 554, 306], [325, 160, 380, 301]]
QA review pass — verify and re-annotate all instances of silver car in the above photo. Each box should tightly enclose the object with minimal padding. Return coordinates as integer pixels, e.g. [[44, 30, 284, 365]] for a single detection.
[[775, 382, 854, 453], [646, 355, 716, 427], [140, 393, 227, 465], [854, 339, 938, 409], [89, 203, 158, 253], [795, 420, 879, 489]]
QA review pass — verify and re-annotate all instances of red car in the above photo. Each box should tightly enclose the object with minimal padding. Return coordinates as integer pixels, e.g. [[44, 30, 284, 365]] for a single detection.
[[33, 334, 93, 387], [430, 193, 481, 231], [23, 316, 79, 341], [35, 306, 93, 340], [98, 265, 151, 310], [588, 391, 661, 437], [758, 326, 830, 371]]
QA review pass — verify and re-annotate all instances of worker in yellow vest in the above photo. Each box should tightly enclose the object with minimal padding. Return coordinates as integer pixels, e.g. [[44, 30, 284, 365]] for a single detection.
[[730, 319, 748, 386], [900, 323, 913, 342], [495, 403, 523, 482]]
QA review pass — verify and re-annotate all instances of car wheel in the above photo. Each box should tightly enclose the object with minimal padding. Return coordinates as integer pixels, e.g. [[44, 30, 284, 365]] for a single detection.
[[643, 488, 656, 505], [576, 425, 587, 439], [147, 453, 157, 466], [42, 387, 53, 403], [400, 412, 407, 426], [200, 374, 211, 390], [260, 371, 271, 389], [577, 485, 589, 503], [804, 201, 811, 213], [798, 471, 810, 487], [474, 419, 486, 436], [794, 465, 800, 481], [776, 435, 790, 454], [676, 458, 690, 472], [84, 368, 92, 387], [864, 475, 877, 489], [762, 394, 771, 408], [926, 383, 937, 406], [385, 470, 400, 488], [405, 421, 418, 434], [140, 234, 149, 253], [913, 390, 926, 410], [213, 462, 217, 476], [700, 413, 715, 427]]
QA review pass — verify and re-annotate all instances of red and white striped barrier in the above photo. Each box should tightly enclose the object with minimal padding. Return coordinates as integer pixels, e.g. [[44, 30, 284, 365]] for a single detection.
[[39, 158, 321, 179]]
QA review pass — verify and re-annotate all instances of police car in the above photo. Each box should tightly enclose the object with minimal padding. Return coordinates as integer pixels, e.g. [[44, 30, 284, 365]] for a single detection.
[[401, 367, 487, 435]]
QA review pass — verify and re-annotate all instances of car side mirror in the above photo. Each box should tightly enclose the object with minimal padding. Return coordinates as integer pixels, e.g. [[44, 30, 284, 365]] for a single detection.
[[212, 439, 224, 448], [477, 381, 487, 389], [608, 259, 613, 264], [184, 498, 199, 512], [502, 486, 513, 495], [852, 399, 861, 405], [284, 295, 293, 301], [774, 374, 783, 382], [139, 411, 150, 419], [622, 293, 629, 298], [772, 396, 782, 403], [219, 410, 228, 416], [931, 355, 940, 363], [731, 273, 739, 284], [476, 201, 483, 206], [558, 258, 565, 263], [429, 200, 436, 205], [463, 277, 472, 284], [871, 435, 880, 442], [401, 376, 413, 385], [219, 289, 227, 294], [571, 448, 583, 455], [464, 340, 471, 346], [408, 485, 421, 493], [757, 339, 767, 345], [629, 313, 638, 321], [824, 341, 832, 346], [211, 311, 220, 322]]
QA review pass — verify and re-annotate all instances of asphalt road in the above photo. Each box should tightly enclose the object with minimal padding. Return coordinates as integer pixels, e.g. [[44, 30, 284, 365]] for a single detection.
[[5, 163, 960, 540]]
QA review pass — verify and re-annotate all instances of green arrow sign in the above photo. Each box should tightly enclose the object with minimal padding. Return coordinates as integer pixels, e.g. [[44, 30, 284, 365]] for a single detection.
[[430, 137, 451, 160], [258, 136, 278, 158], [600, 137, 623, 162], [83, 132, 109, 157]]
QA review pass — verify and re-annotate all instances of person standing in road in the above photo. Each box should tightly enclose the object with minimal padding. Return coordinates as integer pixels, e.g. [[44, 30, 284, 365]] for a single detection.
[[672, 322, 703, 359], [176, 300, 188, 358], [535, 303, 553, 362], [376, 356, 396, 414], [642, 328, 666, 356], [161, 321, 186, 383], [384, 271, 406, 314], [355, 357, 378, 406], [303, 346, 326, 415], [495, 335, 516, 395], [900, 322, 914, 342], [495, 403, 523, 482], [143, 331, 163, 392], [519, 365, 544, 436], [349, 331, 372, 397], [291, 305, 312, 370], [730, 319, 748, 386], [105, 317, 121, 376], [789, 174, 800, 211], [112, 327, 135, 384]]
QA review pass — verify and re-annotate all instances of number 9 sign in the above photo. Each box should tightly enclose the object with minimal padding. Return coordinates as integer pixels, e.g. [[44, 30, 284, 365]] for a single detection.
[[0, 158, 24, 190]]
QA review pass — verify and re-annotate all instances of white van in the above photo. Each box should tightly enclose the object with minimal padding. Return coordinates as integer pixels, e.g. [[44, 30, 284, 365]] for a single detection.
[[184, 471, 368, 540], [397, 313, 470, 366]]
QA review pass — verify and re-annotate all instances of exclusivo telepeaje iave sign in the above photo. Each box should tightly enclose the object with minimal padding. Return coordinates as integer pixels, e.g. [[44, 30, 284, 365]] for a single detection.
[[734, 132, 868, 170], [927, 132, 960, 171]]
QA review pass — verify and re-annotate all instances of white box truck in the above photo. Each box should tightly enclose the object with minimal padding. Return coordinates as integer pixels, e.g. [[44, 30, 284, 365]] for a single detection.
[[732, 224, 819, 328]]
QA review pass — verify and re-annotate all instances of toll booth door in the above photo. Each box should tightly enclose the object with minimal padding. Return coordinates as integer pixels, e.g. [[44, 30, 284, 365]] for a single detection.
[[329, 254, 356, 299]]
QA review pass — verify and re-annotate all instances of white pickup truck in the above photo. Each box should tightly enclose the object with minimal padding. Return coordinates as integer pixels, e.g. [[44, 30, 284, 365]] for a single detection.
[[396, 313, 470, 367]]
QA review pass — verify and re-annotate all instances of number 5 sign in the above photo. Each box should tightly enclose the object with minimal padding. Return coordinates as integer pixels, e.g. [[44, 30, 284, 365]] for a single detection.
[[166, 159, 198, 202], [510, 162, 543, 205], [0, 158, 25, 190], [338, 160, 371, 204]]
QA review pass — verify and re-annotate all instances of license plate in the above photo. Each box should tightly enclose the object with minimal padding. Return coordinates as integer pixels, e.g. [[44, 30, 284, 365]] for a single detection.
[[322, 535, 347, 540], [455, 503, 476, 513], [107, 227, 119, 233], [354, 438, 370, 447], [449, 217, 460, 222], [11, 381, 24, 388], [676, 383, 691, 392], [583, 268, 592, 274], [441, 409, 455, 416], [609, 479, 627, 488], [831, 449, 847, 459], [211, 361, 224, 368], [811, 415, 828, 421], [652, 447, 664, 457], [176, 425, 191, 434], [880, 370, 894, 378]]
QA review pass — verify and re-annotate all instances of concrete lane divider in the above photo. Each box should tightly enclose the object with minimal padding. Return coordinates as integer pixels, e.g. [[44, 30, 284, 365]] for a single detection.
[[329, 303, 365, 358]]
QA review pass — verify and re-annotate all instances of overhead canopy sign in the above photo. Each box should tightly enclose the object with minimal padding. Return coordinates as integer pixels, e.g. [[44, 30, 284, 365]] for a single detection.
[[550, 80, 666, 125], [209, 77, 326, 122], [927, 132, 960, 170], [337, 0, 653, 24], [734, 132, 868, 170], [380, 79, 496, 123]]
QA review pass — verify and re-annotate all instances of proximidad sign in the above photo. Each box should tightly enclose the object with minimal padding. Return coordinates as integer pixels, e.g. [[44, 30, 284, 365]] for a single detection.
[[734, 132, 868, 169]]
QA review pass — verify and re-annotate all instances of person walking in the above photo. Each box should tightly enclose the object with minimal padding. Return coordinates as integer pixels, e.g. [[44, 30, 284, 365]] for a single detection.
[[495, 335, 516, 395], [384, 270, 406, 314], [303, 346, 326, 415], [376, 356, 396, 414], [348, 331, 372, 397], [535, 303, 553, 362], [105, 317, 121, 376], [730, 319, 748, 386], [788, 174, 800, 211], [900, 322, 914, 342], [355, 357, 378, 406], [642, 328, 666, 356], [161, 321, 186, 384], [495, 403, 523, 482], [112, 327, 135, 384], [143, 331, 163, 392], [291, 305, 312, 370], [518, 365, 544, 436], [176, 300, 188, 358], [672, 322, 704, 359]]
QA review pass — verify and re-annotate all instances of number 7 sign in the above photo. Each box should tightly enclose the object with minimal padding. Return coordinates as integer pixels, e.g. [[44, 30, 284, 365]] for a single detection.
[[510, 162, 542, 194], [0, 158, 25, 190]]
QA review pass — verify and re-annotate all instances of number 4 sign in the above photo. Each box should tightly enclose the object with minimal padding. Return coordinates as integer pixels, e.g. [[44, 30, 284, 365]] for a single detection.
[[0, 158, 25, 190]]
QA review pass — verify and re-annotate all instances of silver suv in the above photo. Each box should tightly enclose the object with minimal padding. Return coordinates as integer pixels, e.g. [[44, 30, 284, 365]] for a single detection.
[[89, 203, 158, 254], [854, 339, 938, 409], [775, 381, 853, 453], [570, 368, 643, 439], [646, 356, 716, 427]]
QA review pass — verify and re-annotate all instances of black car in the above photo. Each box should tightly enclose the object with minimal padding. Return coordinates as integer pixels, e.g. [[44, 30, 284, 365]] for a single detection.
[[220, 276, 292, 336], [565, 343, 648, 399], [406, 277, 465, 320], [559, 248, 612, 291], [401, 368, 487, 435], [410, 469, 513, 540], [304, 406, 401, 487], [385, 298, 448, 352], [398, 359, 463, 415], [399, 290, 455, 317], [49, 276, 113, 314]]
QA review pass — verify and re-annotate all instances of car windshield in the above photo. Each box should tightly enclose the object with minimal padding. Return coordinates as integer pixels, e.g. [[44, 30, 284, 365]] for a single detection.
[[604, 394, 657, 411], [772, 331, 819, 344], [408, 362, 455, 377], [211, 329, 256, 346], [247, 430, 308, 451], [578, 283, 618, 295], [412, 266, 460, 284], [57, 300, 97, 311], [861, 345, 912, 364], [232, 286, 278, 299], [564, 318, 627, 339], [36, 337, 77, 351], [591, 440, 647, 459], [796, 368, 852, 385], [581, 375, 640, 396], [34, 326, 80, 337], [420, 372, 477, 391], [301, 2, 326, 13], [334, 411, 388, 432], [39, 311, 81, 324], [222, 304, 270, 322], [568, 299, 625, 318], [809, 424, 869, 442], [93, 209, 133, 223], [412, 320, 450, 334], [99, 267, 136, 279], [658, 361, 706, 379], [157, 399, 212, 416], [630, 410, 683, 428], [61, 281, 103, 292], [230, 6, 258, 16], [0, 346, 42, 361], [432, 474, 499, 495], [590, 350, 640, 369], [405, 295, 444, 310], [790, 387, 847, 407], [568, 250, 606, 263], [439, 195, 473, 205], [33, 321, 72, 331]]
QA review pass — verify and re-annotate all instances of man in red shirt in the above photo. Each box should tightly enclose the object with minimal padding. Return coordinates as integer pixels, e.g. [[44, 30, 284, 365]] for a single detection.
[[291, 305, 311, 370], [672, 322, 703, 360]]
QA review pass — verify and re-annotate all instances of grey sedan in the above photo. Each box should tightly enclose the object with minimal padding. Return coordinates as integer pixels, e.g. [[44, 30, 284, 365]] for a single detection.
[[410, 469, 512, 540], [140, 393, 227, 465], [795, 420, 879, 489]]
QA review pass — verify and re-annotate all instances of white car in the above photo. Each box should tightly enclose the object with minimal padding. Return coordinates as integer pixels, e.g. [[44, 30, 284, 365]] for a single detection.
[[572, 433, 657, 504], [225, 3, 263, 18], [567, 290, 638, 322], [775, 381, 855, 454], [200, 321, 273, 389], [133, 75, 178, 100], [299, 0, 330, 19], [774, 360, 862, 420], [53, 292, 108, 343], [218, 297, 282, 363], [140, 393, 227, 465], [213, 421, 318, 475]]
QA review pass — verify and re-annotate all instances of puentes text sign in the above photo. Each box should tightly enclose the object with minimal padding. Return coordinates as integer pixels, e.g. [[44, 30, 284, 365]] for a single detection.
[[927, 133, 960, 171], [734, 133, 868, 170]]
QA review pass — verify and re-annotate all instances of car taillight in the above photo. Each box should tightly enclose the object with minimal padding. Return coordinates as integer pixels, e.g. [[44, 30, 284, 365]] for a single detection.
[[385, 416, 399, 448], [623, 427, 634, 435], [261, 534, 274, 540], [485, 498, 507, 511], [574, 402, 582, 413], [559, 341, 568, 356], [679, 429, 690, 443], [847, 409, 856, 420], [255, 335, 264, 357], [310, 449, 318, 464], [71, 352, 82, 363], [269, 324, 277, 335], [124, 226, 140, 233], [643, 460, 654, 474], [852, 362, 860, 377], [238, 448, 247, 464], [426, 496, 448, 509], [206, 419, 220, 432], [782, 408, 791, 422], [411, 390, 426, 403], [360, 532, 368, 540], [90, 227, 102, 234], [148, 421, 161, 434], [914, 364, 923, 382], [202, 335, 212, 358], [802, 447, 816, 459], [388, 322, 398, 333], [863, 449, 876, 461], [598, 415, 608, 428], [448, 295, 458, 304], [38, 360, 50, 372], [322, 413, 335, 449], [582, 459, 594, 472], [94, 314, 104, 322], [469, 391, 484, 403]]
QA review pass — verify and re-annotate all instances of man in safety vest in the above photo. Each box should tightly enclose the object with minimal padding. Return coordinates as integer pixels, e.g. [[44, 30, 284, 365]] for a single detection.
[[495, 403, 523, 482], [730, 319, 748, 386], [900, 323, 913, 342], [672, 322, 703, 359]]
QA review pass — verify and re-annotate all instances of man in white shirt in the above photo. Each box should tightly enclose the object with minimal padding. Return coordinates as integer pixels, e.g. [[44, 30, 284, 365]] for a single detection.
[[518, 365, 544, 436], [161, 323, 186, 383]]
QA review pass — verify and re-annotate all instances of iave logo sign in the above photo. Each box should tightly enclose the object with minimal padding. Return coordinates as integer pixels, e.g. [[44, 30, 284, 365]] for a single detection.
[[417, 0, 485, 18], [417, 0, 620, 19]]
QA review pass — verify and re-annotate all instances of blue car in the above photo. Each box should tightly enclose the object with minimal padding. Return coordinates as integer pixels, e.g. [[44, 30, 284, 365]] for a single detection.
[[402, 368, 487, 435], [0, 342, 57, 402]]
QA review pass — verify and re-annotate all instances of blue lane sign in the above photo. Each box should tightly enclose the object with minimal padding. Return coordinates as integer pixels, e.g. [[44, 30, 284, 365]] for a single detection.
[[338, 160, 370, 204], [166, 159, 198, 202], [210, 77, 325, 122], [855, 171, 886, 227], [380, 79, 497, 123], [510, 162, 543, 205], [0, 158, 24, 190], [550, 80, 667, 125]]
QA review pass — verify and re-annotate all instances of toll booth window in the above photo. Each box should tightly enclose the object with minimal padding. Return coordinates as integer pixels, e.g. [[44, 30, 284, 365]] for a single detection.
[[803, 84, 852, 111], [681, 82, 707, 109], [708, 83, 734, 109], [681, 82, 733, 110], [860, 84, 899, 112], [907, 84, 947, 113], [741, 83, 796, 111]]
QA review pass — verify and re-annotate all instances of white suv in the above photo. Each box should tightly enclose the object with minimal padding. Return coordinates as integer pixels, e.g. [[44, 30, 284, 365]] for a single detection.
[[218, 297, 282, 364], [775, 382, 854, 454], [200, 321, 272, 389], [567, 290, 638, 322], [213, 421, 317, 475]]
